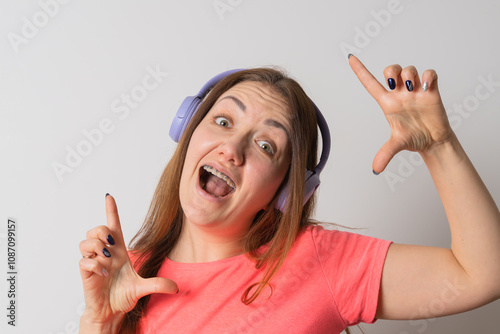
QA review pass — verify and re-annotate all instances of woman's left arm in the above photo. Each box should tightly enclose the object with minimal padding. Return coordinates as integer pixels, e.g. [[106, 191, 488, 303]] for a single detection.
[[348, 54, 500, 320]]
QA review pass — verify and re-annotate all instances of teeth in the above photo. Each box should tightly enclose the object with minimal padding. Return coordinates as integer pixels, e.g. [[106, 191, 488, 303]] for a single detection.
[[203, 165, 236, 190]]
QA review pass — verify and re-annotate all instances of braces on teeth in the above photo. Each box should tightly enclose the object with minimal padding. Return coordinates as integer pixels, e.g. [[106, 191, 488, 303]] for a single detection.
[[203, 165, 236, 190]]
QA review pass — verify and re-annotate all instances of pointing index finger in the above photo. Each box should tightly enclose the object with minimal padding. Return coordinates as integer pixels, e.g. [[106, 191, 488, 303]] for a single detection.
[[105, 194, 124, 242], [348, 54, 387, 102]]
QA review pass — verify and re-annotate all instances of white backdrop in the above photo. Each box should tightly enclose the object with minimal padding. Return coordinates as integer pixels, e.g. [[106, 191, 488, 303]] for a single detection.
[[1, 1, 499, 333]]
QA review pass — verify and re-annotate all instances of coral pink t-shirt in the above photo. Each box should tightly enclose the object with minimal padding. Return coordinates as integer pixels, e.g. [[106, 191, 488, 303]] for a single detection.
[[136, 225, 392, 334]]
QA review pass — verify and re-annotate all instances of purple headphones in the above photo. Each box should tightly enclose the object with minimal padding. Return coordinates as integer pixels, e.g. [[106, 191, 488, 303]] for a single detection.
[[169, 69, 331, 212]]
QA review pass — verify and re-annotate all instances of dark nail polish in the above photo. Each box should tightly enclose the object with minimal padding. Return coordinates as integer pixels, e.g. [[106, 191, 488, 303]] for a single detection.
[[373, 170, 380, 175], [105, 193, 110, 198], [107, 234, 115, 246], [176, 288, 180, 294], [405, 80, 413, 92], [103, 248, 111, 258], [388, 78, 396, 90], [348, 53, 353, 59]]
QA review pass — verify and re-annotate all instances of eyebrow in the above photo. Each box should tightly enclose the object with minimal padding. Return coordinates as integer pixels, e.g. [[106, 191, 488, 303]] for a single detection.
[[265, 119, 290, 138], [219, 95, 289, 137], [220, 95, 246, 112]]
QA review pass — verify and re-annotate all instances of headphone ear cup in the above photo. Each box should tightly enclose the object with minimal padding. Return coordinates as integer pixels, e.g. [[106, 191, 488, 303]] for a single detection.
[[303, 170, 320, 205], [274, 170, 321, 212], [170, 69, 246, 143], [169, 96, 203, 142], [275, 187, 287, 212]]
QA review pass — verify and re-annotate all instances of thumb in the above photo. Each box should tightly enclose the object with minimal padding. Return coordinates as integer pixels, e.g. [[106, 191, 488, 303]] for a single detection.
[[372, 138, 403, 174], [136, 277, 179, 299]]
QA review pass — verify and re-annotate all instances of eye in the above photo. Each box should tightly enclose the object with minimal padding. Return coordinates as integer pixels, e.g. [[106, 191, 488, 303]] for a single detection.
[[257, 140, 275, 155], [214, 116, 231, 127]]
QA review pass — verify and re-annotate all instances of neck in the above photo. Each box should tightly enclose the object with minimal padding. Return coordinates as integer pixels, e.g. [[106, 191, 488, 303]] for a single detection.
[[168, 220, 247, 263]]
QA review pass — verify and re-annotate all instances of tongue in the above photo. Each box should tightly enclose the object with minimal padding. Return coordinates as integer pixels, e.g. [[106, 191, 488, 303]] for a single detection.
[[205, 174, 233, 197]]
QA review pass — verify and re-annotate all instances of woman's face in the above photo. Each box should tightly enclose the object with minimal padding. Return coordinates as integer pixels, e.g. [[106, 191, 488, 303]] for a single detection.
[[179, 81, 292, 237]]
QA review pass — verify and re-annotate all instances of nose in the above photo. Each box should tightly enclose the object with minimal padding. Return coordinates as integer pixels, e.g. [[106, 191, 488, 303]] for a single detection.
[[218, 135, 246, 166]]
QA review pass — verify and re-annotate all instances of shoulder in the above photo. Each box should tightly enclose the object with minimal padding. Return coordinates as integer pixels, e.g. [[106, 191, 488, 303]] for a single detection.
[[298, 223, 375, 244], [296, 224, 392, 258]]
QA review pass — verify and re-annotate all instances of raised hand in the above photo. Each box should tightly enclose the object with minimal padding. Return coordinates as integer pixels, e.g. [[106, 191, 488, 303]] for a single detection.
[[78, 194, 178, 332], [348, 54, 454, 174]]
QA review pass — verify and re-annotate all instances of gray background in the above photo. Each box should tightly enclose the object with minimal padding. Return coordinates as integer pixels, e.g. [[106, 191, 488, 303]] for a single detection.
[[1, 0, 499, 333]]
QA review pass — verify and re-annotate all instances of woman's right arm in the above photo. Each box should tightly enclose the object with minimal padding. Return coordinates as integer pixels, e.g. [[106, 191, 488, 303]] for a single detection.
[[78, 194, 178, 334]]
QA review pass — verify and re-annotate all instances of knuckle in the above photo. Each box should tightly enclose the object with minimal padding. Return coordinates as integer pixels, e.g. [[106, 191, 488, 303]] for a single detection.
[[96, 225, 110, 237], [79, 258, 96, 271], [89, 260, 100, 272], [383, 64, 401, 76], [86, 225, 109, 239], [424, 69, 438, 80], [404, 66, 418, 77]]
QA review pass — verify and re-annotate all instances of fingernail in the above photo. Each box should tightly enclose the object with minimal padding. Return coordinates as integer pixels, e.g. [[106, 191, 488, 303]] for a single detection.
[[388, 78, 396, 90], [348, 53, 353, 59], [103, 248, 111, 258], [107, 234, 115, 246], [373, 170, 380, 175], [105, 193, 110, 198], [405, 80, 413, 92], [422, 82, 429, 92], [102, 268, 109, 277]]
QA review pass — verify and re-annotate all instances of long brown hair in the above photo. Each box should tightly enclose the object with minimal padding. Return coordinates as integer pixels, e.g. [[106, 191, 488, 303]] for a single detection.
[[119, 68, 320, 333]]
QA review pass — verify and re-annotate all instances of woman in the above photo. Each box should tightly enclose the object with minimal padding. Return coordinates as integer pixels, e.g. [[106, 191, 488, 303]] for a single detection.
[[78, 55, 500, 333]]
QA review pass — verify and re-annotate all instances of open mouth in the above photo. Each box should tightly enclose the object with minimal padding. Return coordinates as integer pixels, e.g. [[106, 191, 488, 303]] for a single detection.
[[199, 165, 236, 198]]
